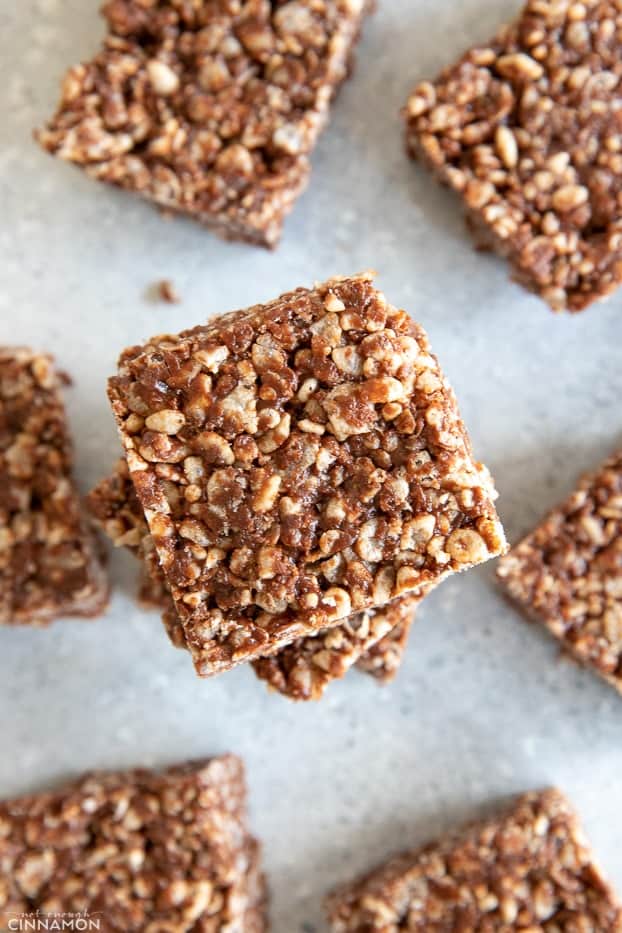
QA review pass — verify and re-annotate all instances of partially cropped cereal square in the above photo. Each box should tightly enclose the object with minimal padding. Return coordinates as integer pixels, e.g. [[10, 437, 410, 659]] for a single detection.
[[109, 273, 506, 676], [498, 448, 622, 693], [326, 789, 622, 931], [0, 755, 267, 930], [0, 347, 108, 626], [405, 0, 622, 312]]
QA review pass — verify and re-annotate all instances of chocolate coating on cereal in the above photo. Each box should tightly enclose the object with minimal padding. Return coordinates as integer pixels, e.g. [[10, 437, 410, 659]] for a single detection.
[[109, 274, 506, 676], [0, 347, 109, 626], [326, 788, 622, 931], [88, 458, 422, 695], [36, 0, 372, 248], [0, 755, 267, 932], [498, 448, 622, 693], [405, 0, 622, 311]]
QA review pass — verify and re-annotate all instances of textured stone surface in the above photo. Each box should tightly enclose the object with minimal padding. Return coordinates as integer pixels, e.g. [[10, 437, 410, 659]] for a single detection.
[[2, 1, 622, 931]]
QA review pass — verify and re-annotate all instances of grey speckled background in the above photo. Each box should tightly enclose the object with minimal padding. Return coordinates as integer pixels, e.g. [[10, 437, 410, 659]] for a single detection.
[[2, 1, 622, 929]]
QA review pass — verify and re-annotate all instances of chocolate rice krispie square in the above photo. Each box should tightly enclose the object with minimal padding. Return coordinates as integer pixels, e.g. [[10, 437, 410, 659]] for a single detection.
[[0, 755, 267, 931], [0, 347, 108, 626], [498, 448, 622, 693], [108, 273, 506, 676], [326, 788, 621, 931], [405, 0, 622, 311], [36, 0, 372, 248]]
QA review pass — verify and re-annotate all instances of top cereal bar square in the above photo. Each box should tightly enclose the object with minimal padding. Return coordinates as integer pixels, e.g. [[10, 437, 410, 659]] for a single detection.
[[108, 274, 506, 675], [36, 0, 372, 248], [405, 0, 622, 312]]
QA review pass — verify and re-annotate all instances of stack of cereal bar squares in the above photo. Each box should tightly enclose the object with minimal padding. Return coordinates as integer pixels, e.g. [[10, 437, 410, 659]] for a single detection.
[[89, 272, 506, 699]]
